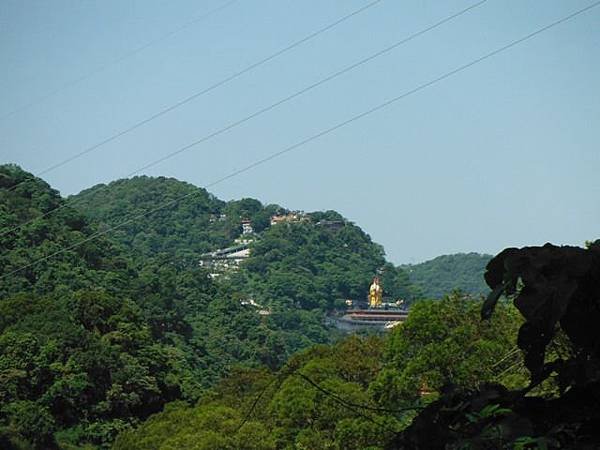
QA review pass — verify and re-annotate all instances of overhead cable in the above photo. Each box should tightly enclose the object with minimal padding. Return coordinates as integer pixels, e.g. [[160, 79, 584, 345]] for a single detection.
[[2, 0, 598, 280], [5, 0, 383, 185], [0, 0, 487, 239], [0, 0, 240, 122]]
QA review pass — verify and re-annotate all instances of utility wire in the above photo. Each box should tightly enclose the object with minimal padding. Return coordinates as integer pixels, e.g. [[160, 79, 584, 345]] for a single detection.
[[235, 374, 283, 434], [0, 0, 488, 239], [0, 0, 240, 122], [4, 0, 383, 188], [235, 369, 400, 435], [490, 346, 520, 369], [494, 358, 524, 381], [294, 373, 398, 432], [2, 0, 598, 281], [295, 372, 424, 415]]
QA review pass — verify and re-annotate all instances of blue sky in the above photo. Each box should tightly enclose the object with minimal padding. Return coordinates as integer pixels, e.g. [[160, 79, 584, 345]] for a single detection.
[[1, 0, 598, 263]]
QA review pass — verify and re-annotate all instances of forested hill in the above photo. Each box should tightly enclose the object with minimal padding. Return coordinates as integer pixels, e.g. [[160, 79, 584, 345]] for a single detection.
[[0, 164, 127, 298], [3, 173, 595, 448], [0, 165, 419, 447], [230, 211, 422, 312], [0, 164, 211, 446], [403, 252, 492, 298], [71, 175, 421, 308], [71, 176, 281, 264]]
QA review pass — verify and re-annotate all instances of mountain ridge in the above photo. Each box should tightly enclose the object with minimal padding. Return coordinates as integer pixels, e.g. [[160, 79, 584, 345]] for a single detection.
[[402, 252, 492, 298]]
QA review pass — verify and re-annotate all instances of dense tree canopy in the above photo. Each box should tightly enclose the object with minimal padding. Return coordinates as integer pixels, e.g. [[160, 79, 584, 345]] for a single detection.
[[231, 211, 420, 312], [403, 253, 492, 299], [70, 177, 282, 265], [370, 293, 525, 410], [0, 164, 129, 299], [0, 166, 208, 446], [395, 243, 600, 449], [1, 165, 524, 448], [114, 294, 525, 449], [69, 174, 425, 369], [0, 166, 428, 448]]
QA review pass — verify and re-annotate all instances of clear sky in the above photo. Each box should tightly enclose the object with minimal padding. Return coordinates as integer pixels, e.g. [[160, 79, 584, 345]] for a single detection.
[[1, 0, 598, 264]]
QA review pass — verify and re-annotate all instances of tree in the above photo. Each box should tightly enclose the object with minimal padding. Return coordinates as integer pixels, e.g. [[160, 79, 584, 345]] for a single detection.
[[395, 243, 600, 448], [370, 292, 525, 409]]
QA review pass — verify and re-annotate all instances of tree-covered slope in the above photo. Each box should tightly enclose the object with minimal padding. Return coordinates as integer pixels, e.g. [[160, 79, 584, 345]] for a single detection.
[[403, 252, 492, 298], [71, 175, 421, 310], [0, 165, 208, 447], [0, 166, 315, 448], [113, 244, 600, 449], [232, 210, 421, 312], [113, 294, 525, 450], [71, 176, 280, 264], [0, 164, 130, 298], [0, 166, 421, 448]]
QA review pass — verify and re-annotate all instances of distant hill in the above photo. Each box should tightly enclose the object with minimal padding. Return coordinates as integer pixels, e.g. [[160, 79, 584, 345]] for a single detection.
[[0, 165, 492, 448], [0, 164, 126, 297], [403, 253, 492, 298], [70, 176, 282, 265], [5, 167, 417, 447], [71, 176, 421, 308]]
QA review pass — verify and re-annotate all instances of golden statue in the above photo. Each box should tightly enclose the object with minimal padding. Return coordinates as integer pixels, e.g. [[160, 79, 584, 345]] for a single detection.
[[369, 276, 382, 308]]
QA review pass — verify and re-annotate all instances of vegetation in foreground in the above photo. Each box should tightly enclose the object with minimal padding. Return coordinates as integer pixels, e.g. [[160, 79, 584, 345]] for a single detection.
[[114, 242, 600, 449], [113, 294, 524, 450], [396, 242, 600, 448], [0, 165, 419, 448], [3, 164, 596, 448]]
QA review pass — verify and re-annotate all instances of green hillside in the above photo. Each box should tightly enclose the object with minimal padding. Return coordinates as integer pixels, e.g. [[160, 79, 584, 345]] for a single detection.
[[0, 165, 209, 446], [71, 175, 421, 310], [71, 176, 281, 265], [0, 166, 419, 448], [403, 252, 492, 298], [113, 295, 524, 450], [231, 211, 421, 310], [3, 165, 598, 448], [0, 164, 127, 298]]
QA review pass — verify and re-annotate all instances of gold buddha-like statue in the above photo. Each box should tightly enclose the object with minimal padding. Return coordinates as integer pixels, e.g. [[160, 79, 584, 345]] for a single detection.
[[369, 276, 382, 308]]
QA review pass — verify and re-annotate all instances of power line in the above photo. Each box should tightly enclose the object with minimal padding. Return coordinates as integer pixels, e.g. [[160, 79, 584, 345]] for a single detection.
[[295, 372, 423, 415], [2, 0, 598, 281], [235, 369, 403, 435], [490, 346, 520, 369], [494, 358, 524, 381], [4, 0, 383, 188], [0, 0, 240, 122], [235, 374, 282, 434], [0, 0, 488, 239], [294, 372, 398, 432]]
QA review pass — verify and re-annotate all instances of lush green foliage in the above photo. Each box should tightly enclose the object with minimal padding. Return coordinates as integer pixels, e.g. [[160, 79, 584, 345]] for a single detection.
[[114, 336, 400, 450], [230, 210, 420, 312], [71, 177, 280, 265], [0, 166, 207, 446], [114, 295, 524, 449], [117, 242, 600, 450], [403, 253, 492, 299], [1, 167, 426, 448], [2, 165, 526, 448], [0, 291, 200, 448], [72, 176, 422, 362], [396, 243, 600, 448], [0, 164, 128, 299], [370, 293, 525, 410]]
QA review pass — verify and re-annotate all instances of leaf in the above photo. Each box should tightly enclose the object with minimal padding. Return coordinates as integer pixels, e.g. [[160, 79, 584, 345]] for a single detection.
[[481, 284, 504, 320]]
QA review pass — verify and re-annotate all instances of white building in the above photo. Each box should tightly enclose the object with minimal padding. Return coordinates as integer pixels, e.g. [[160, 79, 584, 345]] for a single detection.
[[241, 219, 253, 235]]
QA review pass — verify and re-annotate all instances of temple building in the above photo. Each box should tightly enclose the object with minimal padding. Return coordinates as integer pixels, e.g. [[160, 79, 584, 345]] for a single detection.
[[241, 219, 253, 235]]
